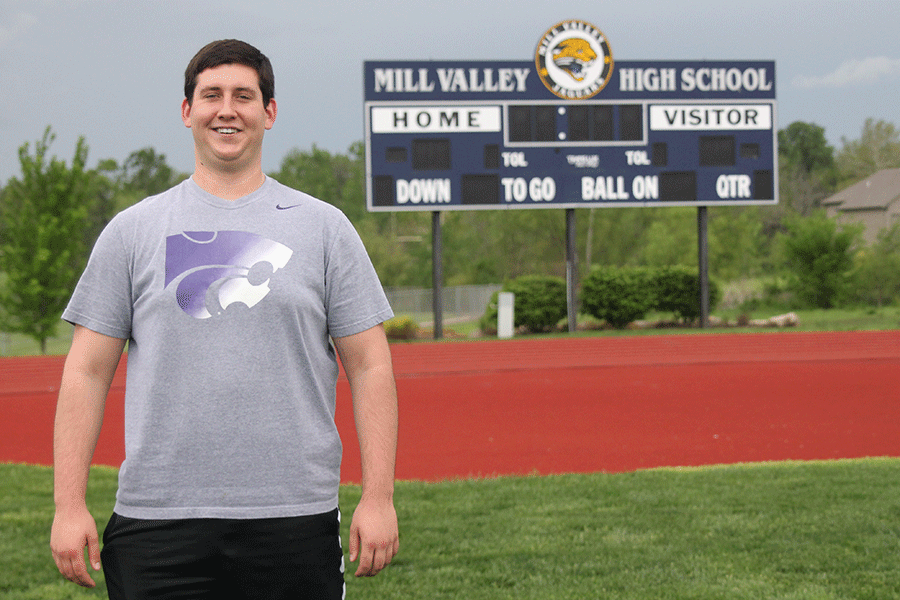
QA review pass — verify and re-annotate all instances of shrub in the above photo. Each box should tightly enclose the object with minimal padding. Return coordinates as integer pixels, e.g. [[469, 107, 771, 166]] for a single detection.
[[652, 265, 721, 323], [479, 291, 501, 335], [780, 212, 862, 308], [851, 223, 900, 307], [580, 266, 655, 328], [479, 275, 567, 334], [507, 275, 567, 332], [383, 315, 419, 340]]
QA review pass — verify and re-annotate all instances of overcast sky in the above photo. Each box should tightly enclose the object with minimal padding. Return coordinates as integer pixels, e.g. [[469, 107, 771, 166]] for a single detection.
[[1, 0, 899, 184]]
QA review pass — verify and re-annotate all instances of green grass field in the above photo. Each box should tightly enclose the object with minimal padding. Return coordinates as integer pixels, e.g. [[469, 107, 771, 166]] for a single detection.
[[4, 458, 899, 599], [4, 305, 900, 355]]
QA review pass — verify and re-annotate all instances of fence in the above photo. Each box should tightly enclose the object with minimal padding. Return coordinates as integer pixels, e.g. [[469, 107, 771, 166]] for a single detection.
[[0, 285, 503, 354], [383, 284, 502, 325]]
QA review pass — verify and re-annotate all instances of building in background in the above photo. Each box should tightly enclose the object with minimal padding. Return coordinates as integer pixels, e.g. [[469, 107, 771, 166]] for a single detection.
[[823, 169, 900, 244]]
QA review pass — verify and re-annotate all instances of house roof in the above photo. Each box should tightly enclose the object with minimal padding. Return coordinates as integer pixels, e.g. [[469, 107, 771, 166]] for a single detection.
[[821, 168, 900, 211]]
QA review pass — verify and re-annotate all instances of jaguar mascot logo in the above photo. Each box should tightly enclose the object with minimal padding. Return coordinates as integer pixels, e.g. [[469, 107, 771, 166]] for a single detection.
[[552, 38, 597, 82], [536, 20, 613, 100]]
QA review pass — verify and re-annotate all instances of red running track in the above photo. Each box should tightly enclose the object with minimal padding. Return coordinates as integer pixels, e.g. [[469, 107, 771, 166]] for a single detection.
[[2, 331, 898, 482]]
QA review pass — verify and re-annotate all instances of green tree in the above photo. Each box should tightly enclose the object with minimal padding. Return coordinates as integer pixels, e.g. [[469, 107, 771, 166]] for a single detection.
[[582, 207, 655, 269], [121, 147, 180, 197], [270, 144, 365, 221], [0, 127, 98, 353], [443, 209, 566, 284], [836, 118, 900, 185], [851, 222, 900, 307], [106, 147, 187, 213], [78, 148, 186, 252], [780, 211, 862, 309], [779, 121, 835, 175], [708, 206, 768, 280], [640, 207, 697, 269], [341, 141, 371, 224], [777, 121, 837, 217]]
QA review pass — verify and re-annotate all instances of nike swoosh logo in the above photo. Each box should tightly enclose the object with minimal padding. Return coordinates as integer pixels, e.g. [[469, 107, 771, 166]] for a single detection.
[[276, 203, 302, 210]]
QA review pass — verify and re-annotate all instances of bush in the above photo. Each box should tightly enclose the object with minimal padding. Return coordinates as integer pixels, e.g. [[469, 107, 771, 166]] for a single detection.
[[383, 315, 419, 340], [580, 265, 720, 328], [479, 275, 567, 334], [479, 291, 501, 335], [780, 212, 861, 308], [851, 223, 900, 307], [653, 265, 721, 323], [580, 266, 655, 328]]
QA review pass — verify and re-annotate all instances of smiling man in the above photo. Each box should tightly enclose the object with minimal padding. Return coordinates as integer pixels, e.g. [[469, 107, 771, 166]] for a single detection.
[[50, 40, 399, 599], [182, 57, 277, 198]]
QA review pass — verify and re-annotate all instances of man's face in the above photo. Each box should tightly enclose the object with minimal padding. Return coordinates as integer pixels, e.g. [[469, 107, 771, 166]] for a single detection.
[[181, 63, 277, 174]]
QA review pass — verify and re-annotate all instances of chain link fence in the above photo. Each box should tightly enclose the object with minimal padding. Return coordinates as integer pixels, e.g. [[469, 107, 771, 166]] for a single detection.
[[383, 284, 502, 325]]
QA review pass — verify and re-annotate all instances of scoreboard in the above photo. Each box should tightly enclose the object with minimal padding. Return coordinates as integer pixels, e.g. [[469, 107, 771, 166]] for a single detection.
[[364, 59, 777, 211]]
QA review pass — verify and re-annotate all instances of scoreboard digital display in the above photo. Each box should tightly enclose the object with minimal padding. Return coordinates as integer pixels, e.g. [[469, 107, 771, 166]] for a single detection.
[[364, 56, 776, 211]]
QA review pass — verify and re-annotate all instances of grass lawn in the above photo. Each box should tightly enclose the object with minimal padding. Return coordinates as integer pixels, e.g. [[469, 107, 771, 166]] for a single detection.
[[436, 305, 900, 341], [4, 458, 899, 599], [3, 305, 899, 354], [0, 328, 73, 357]]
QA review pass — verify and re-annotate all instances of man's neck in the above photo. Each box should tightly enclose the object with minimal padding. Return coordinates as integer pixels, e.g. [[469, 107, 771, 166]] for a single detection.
[[191, 161, 266, 201]]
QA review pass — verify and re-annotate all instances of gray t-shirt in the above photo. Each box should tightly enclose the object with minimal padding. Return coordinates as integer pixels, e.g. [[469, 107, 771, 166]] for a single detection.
[[63, 177, 393, 519]]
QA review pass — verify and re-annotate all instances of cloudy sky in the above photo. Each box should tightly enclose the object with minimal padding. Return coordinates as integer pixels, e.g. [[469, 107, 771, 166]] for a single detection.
[[1, 0, 898, 184]]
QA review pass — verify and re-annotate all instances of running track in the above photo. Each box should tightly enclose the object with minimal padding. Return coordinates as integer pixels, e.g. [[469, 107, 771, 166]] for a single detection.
[[2, 331, 898, 482]]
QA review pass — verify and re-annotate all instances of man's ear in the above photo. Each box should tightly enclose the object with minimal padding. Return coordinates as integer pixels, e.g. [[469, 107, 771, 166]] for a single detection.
[[181, 98, 193, 128], [265, 98, 277, 130]]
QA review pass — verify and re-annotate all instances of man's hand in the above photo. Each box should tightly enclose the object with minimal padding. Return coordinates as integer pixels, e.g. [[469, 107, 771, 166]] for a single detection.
[[50, 506, 102, 588], [51, 326, 124, 588], [335, 325, 399, 577], [348, 495, 399, 577]]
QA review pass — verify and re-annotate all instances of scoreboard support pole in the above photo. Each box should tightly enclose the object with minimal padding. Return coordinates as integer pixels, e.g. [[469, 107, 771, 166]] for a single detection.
[[697, 207, 710, 329], [566, 209, 578, 333], [432, 211, 444, 340]]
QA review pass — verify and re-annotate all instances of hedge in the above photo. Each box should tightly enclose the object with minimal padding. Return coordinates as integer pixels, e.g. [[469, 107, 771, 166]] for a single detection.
[[480, 275, 567, 334], [580, 266, 656, 329], [580, 265, 720, 328], [652, 265, 722, 323], [481, 267, 720, 333]]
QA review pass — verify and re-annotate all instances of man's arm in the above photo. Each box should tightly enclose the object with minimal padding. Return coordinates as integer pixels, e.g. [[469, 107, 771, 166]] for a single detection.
[[333, 324, 399, 577], [50, 325, 126, 588]]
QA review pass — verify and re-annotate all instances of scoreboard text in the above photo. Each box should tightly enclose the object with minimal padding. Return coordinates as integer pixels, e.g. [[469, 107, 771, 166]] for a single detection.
[[364, 60, 777, 211]]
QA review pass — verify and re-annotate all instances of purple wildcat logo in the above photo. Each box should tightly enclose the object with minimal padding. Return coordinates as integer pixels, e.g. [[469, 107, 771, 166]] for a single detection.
[[165, 231, 293, 319]]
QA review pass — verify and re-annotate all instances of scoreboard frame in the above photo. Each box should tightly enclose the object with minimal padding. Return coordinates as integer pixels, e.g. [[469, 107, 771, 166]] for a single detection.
[[364, 59, 777, 212]]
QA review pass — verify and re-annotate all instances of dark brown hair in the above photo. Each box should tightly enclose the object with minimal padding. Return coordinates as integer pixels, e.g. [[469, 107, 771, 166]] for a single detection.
[[184, 39, 274, 106]]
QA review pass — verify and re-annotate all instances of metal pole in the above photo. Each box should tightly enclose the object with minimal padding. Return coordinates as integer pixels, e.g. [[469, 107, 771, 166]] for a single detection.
[[566, 208, 578, 333], [432, 211, 443, 339], [697, 206, 710, 329]]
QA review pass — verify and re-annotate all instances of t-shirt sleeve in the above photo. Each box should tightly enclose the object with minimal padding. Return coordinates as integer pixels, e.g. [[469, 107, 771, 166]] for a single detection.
[[324, 216, 393, 338], [61, 216, 133, 339]]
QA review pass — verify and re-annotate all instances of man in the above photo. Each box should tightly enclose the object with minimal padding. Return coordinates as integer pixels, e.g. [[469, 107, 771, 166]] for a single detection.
[[50, 39, 399, 598]]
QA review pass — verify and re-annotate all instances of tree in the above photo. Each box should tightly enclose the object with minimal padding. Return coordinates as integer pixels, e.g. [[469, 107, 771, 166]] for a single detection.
[[779, 121, 835, 175], [104, 147, 186, 213], [640, 207, 697, 269], [851, 222, 900, 307], [0, 127, 99, 352], [270, 144, 361, 220], [708, 206, 767, 281], [121, 147, 182, 196], [836, 118, 900, 184], [777, 121, 837, 217], [780, 211, 862, 309]]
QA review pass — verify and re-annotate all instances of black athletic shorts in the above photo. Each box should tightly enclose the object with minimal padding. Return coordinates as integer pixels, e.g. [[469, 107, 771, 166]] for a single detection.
[[100, 509, 344, 600]]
